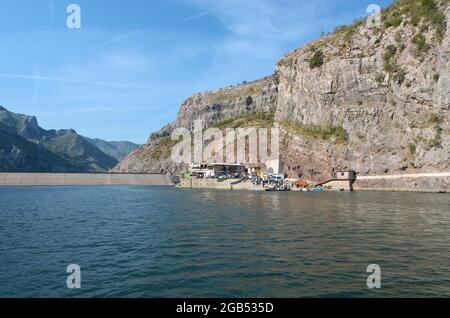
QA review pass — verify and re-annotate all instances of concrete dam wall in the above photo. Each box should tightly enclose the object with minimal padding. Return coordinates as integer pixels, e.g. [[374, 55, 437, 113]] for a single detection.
[[353, 172, 450, 193], [0, 173, 173, 186]]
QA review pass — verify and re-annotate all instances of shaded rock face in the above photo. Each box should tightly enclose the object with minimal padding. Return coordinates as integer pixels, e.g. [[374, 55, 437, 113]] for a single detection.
[[0, 107, 138, 172], [0, 128, 81, 173], [115, 0, 450, 184]]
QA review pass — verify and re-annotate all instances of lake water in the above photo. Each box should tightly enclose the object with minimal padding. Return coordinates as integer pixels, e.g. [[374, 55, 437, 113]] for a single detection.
[[0, 186, 449, 298]]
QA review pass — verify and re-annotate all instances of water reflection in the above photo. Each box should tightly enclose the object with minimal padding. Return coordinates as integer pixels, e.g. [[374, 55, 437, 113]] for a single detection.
[[0, 187, 449, 297]]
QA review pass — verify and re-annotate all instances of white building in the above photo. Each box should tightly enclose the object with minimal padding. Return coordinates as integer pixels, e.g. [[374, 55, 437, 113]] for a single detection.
[[189, 163, 247, 178], [189, 163, 215, 178], [265, 159, 280, 175]]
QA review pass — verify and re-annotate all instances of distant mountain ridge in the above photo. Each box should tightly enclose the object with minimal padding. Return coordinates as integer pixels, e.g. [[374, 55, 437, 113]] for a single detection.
[[0, 106, 139, 172], [83, 137, 140, 162]]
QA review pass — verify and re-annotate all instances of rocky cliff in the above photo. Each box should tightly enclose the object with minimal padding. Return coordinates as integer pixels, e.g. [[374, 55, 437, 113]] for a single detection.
[[113, 76, 278, 173], [277, 0, 450, 181], [114, 0, 450, 186]]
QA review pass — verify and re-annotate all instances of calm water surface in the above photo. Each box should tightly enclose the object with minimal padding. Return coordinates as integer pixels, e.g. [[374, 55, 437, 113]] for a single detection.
[[0, 186, 449, 298]]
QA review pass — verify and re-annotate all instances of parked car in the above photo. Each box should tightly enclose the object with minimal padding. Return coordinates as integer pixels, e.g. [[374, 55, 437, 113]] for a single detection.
[[268, 174, 284, 183]]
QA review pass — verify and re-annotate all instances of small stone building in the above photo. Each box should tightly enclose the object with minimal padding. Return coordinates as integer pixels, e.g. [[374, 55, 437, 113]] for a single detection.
[[336, 170, 357, 180]]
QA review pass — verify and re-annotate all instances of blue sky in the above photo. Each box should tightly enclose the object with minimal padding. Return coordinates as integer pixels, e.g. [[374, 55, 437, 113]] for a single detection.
[[0, 0, 393, 143]]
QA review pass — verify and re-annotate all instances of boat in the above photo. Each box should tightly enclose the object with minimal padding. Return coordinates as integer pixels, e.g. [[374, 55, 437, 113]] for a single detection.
[[265, 187, 276, 192], [265, 185, 291, 192]]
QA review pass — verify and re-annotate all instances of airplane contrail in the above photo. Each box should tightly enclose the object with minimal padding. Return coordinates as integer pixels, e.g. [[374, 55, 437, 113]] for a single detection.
[[96, 30, 139, 48], [0, 74, 138, 87], [182, 2, 231, 22]]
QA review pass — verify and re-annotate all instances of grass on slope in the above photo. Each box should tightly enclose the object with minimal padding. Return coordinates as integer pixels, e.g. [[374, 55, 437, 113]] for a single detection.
[[210, 112, 276, 129], [150, 137, 179, 161], [281, 120, 348, 144]]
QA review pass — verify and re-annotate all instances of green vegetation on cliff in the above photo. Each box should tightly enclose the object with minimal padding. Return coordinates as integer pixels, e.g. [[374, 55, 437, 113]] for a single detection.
[[428, 113, 443, 147], [384, 0, 448, 41], [211, 112, 276, 129], [309, 48, 325, 69], [281, 120, 348, 144], [209, 79, 268, 103], [150, 137, 179, 160]]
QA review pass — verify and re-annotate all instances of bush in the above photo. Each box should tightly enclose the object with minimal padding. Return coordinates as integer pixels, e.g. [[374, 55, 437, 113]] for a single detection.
[[383, 45, 400, 74], [427, 113, 443, 148], [375, 72, 385, 84], [412, 33, 430, 57], [380, 44, 406, 84], [273, 71, 280, 85], [384, 61, 397, 73], [409, 143, 417, 155], [431, 11, 446, 42], [384, 45, 398, 60], [433, 73, 440, 82], [384, 13, 403, 28], [309, 49, 324, 69]]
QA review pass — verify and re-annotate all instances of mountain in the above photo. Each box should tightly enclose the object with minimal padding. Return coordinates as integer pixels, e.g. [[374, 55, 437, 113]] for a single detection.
[[113, 0, 450, 191], [0, 123, 84, 172], [0, 106, 139, 172], [83, 137, 141, 162]]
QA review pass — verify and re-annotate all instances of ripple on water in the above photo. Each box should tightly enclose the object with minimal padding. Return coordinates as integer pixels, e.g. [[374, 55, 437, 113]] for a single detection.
[[0, 187, 449, 297]]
